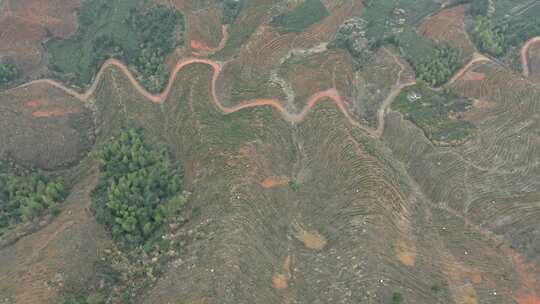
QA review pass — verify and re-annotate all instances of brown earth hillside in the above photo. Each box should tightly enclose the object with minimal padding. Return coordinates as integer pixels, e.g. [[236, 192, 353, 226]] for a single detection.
[[1, 0, 540, 303]]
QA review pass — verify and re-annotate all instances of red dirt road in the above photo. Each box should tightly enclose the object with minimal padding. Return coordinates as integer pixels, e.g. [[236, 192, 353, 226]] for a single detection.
[[191, 25, 229, 56], [10, 56, 376, 135], [521, 36, 540, 78]]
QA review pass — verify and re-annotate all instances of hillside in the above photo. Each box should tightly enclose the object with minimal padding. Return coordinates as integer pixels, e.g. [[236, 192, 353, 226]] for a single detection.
[[0, 0, 539, 303]]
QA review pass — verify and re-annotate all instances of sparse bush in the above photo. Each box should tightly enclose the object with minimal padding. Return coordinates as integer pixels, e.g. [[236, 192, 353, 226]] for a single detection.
[[91, 128, 186, 246], [332, 18, 374, 69]]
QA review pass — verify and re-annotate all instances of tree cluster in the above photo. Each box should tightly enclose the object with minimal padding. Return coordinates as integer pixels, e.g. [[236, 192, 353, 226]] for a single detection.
[[332, 18, 374, 69], [469, 4, 540, 58], [471, 16, 504, 56], [0, 63, 19, 87], [91, 129, 186, 246], [129, 5, 184, 92], [221, 0, 243, 24], [0, 161, 67, 232], [414, 44, 462, 87]]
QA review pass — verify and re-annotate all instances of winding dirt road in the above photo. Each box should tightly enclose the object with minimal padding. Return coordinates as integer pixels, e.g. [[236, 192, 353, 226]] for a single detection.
[[3, 24, 539, 140]]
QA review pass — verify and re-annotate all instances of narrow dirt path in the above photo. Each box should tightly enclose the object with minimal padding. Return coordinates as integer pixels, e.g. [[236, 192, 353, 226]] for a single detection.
[[448, 52, 491, 85], [375, 47, 416, 136]]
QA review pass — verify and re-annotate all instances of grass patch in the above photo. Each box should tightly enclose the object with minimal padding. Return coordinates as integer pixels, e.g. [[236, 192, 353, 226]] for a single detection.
[[271, 0, 329, 33], [393, 84, 475, 145], [47, 0, 184, 93]]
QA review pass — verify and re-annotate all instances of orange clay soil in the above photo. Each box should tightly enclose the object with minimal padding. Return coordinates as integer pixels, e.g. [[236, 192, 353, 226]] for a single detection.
[[23, 99, 47, 108], [260, 176, 290, 189], [31, 108, 79, 117]]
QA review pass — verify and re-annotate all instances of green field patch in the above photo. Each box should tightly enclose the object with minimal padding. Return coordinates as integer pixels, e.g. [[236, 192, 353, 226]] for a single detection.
[[47, 0, 184, 93], [393, 84, 475, 145], [271, 0, 329, 33]]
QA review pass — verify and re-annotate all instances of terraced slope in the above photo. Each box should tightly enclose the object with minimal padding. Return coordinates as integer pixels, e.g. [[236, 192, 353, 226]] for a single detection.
[[1, 1, 540, 303]]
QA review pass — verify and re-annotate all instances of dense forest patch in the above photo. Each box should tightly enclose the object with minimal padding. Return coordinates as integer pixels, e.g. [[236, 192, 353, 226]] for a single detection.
[[47, 1, 184, 93], [91, 128, 186, 247], [393, 84, 475, 145]]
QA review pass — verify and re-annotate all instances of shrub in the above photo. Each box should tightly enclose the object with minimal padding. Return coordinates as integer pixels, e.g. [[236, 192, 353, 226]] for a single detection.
[[471, 16, 504, 56]]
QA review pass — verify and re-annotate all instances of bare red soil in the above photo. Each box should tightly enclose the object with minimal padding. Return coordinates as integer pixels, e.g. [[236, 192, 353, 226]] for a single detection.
[[24, 99, 48, 108], [260, 176, 290, 189]]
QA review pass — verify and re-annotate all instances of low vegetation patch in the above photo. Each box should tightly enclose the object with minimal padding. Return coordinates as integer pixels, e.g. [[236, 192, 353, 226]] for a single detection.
[[0, 62, 19, 88], [393, 83, 475, 145], [271, 0, 329, 33], [91, 128, 186, 247], [47, 1, 184, 93], [0, 160, 67, 235]]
